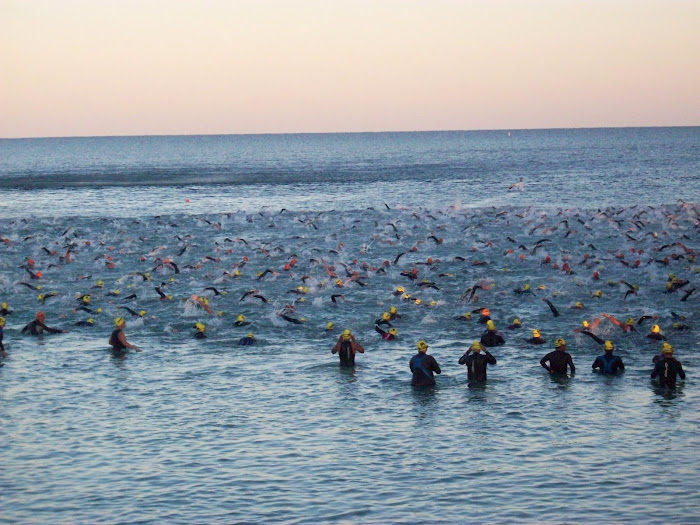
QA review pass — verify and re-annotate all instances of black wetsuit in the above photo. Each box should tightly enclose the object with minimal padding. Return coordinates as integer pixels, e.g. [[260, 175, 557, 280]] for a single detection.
[[374, 325, 396, 340], [335, 340, 356, 367], [194, 331, 207, 339], [0, 326, 5, 357], [646, 333, 665, 341], [409, 352, 441, 386], [526, 337, 547, 345], [238, 336, 255, 345], [592, 352, 625, 374], [651, 357, 685, 389], [21, 320, 63, 335], [540, 350, 575, 374], [458, 350, 496, 382], [109, 328, 127, 355], [480, 331, 505, 347], [478, 315, 491, 325]]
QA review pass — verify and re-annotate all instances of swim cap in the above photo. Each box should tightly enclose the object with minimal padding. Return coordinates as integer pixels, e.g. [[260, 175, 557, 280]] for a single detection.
[[604, 340, 614, 351], [417, 340, 428, 352], [575, 301, 583, 308], [414, 299, 421, 305], [665, 282, 673, 290], [0, 317, 5, 326], [523, 283, 530, 290], [36, 311, 45, 320], [195, 322, 205, 332], [512, 318, 521, 325], [1, 302, 7, 309], [237, 314, 245, 322], [462, 312, 472, 319], [234, 269, 241, 276], [37, 294, 44, 301], [651, 325, 660, 334], [532, 329, 541, 338], [402, 293, 411, 300], [429, 300, 436, 307], [594, 290, 602, 297], [389, 306, 397, 314], [87, 318, 94, 324], [486, 320, 496, 331], [554, 337, 566, 348], [625, 317, 635, 326], [139, 310, 146, 317], [538, 284, 546, 290], [82, 295, 90, 303], [114, 317, 125, 326], [246, 333, 255, 339], [661, 342, 673, 354], [326, 321, 334, 330], [342, 329, 352, 340], [482, 308, 490, 316], [388, 328, 398, 336], [382, 312, 390, 321], [397, 287, 405, 293], [97, 308, 102, 313], [112, 289, 120, 295], [582, 320, 589, 328], [470, 341, 482, 351], [335, 279, 343, 286]]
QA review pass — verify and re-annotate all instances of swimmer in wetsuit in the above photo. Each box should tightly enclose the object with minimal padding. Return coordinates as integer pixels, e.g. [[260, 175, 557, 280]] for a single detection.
[[526, 329, 547, 345], [21, 311, 67, 335], [109, 317, 142, 355], [480, 320, 505, 347], [409, 340, 441, 386], [193, 322, 207, 339], [540, 338, 575, 375], [238, 333, 256, 345], [375, 325, 398, 340], [592, 340, 625, 374], [458, 341, 496, 382], [332, 329, 364, 367], [646, 324, 665, 341], [0, 317, 6, 360], [651, 343, 685, 389]]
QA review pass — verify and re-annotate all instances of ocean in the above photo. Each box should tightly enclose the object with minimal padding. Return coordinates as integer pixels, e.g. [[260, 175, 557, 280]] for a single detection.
[[1, 127, 699, 524]]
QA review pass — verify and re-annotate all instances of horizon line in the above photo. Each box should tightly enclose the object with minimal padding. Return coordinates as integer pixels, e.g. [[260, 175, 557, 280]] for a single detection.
[[1, 124, 698, 141]]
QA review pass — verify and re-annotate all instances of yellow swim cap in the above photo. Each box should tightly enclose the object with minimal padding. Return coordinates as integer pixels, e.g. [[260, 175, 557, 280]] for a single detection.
[[87, 318, 94, 324], [82, 295, 90, 303], [97, 308, 102, 313], [554, 337, 566, 348], [429, 300, 436, 307], [1, 302, 7, 309], [470, 341, 482, 351], [651, 325, 660, 334], [604, 340, 614, 351], [0, 317, 5, 326], [96, 280, 103, 287], [417, 340, 428, 352], [234, 269, 241, 276], [246, 333, 254, 339], [575, 301, 583, 308], [115, 317, 125, 326], [582, 320, 589, 328], [463, 312, 472, 319], [625, 318, 635, 326], [523, 283, 530, 290], [342, 329, 352, 340], [594, 290, 602, 297], [112, 289, 120, 295], [139, 310, 146, 317], [382, 312, 390, 320], [37, 294, 44, 301], [486, 320, 496, 330], [533, 329, 541, 338], [195, 322, 205, 331], [390, 306, 397, 314], [237, 314, 245, 322], [661, 342, 673, 354], [389, 328, 398, 336], [326, 321, 334, 330], [397, 287, 405, 293], [512, 318, 521, 325], [414, 299, 421, 305]]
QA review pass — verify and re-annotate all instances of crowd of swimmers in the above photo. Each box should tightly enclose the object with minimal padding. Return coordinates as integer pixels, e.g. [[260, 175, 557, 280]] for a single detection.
[[0, 305, 685, 392]]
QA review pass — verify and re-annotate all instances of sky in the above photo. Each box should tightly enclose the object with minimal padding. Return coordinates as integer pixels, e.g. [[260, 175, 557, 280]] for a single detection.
[[1, 0, 698, 138]]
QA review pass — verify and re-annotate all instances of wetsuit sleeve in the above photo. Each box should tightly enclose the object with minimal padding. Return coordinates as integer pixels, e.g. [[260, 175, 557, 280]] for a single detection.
[[540, 354, 551, 372], [430, 356, 441, 375], [678, 362, 686, 380], [374, 325, 386, 336], [617, 358, 625, 370], [568, 355, 575, 373], [21, 323, 30, 334], [38, 321, 63, 334], [458, 351, 470, 365], [651, 362, 660, 378], [484, 350, 496, 365], [409, 356, 415, 372], [592, 357, 602, 370]]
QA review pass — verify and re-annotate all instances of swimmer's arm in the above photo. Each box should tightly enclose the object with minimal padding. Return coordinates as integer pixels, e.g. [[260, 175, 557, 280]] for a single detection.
[[484, 350, 496, 365], [39, 321, 66, 334], [458, 352, 470, 365], [540, 356, 551, 372], [568, 357, 575, 374], [118, 331, 142, 352]]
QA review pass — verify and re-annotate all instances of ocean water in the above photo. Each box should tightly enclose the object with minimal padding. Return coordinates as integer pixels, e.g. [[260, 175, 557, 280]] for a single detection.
[[0, 128, 699, 524]]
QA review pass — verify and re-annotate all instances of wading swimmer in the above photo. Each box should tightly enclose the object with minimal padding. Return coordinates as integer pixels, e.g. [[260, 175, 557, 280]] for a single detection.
[[109, 317, 142, 356], [651, 343, 685, 390], [409, 340, 441, 386], [481, 320, 505, 347], [458, 341, 496, 383], [332, 329, 364, 367], [540, 338, 575, 375], [592, 340, 625, 374], [21, 311, 68, 335]]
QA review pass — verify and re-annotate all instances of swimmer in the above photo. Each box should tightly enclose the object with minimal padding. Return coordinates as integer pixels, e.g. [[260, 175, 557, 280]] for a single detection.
[[74, 318, 95, 327], [507, 318, 522, 330], [0, 302, 13, 316], [0, 317, 6, 360], [374, 312, 393, 327], [193, 322, 207, 339], [234, 314, 251, 327], [592, 340, 625, 374], [109, 317, 142, 355], [118, 306, 146, 318], [455, 312, 472, 321], [332, 329, 364, 367], [651, 343, 685, 389], [527, 329, 547, 345], [21, 311, 68, 335], [458, 341, 496, 382], [239, 333, 256, 345], [374, 325, 398, 341], [388, 306, 400, 320], [542, 298, 561, 317], [540, 338, 575, 375], [409, 340, 441, 386], [480, 320, 505, 348], [279, 313, 305, 325], [646, 324, 665, 341], [478, 308, 491, 324]]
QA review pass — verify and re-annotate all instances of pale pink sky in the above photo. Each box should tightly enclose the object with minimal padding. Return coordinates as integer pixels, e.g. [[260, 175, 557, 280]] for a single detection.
[[1, 0, 698, 138]]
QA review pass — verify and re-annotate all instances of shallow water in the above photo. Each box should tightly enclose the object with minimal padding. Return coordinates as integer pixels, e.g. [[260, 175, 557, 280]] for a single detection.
[[1, 128, 699, 523]]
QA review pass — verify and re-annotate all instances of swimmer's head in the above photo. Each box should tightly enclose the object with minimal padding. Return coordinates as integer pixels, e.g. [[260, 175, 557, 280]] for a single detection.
[[87, 318, 94, 324], [237, 314, 245, 323], [625, 317, 635, 326], [512, 318, 521, 326], [582, 320, 589, 328], [554, 337, 566, 348], [470, 341, 482, 352], [604, 340, 614, 351], [326, 321, 334, 331], [382, 312, 390, 321], [486, 320, 496, 331], [462, 312, 472, 320], [482, 308, 490, 316], [114, 317, 125, 327], [651, 324, 660, 334], [661, 342, 673, 355], [1, 302, 7, 309], [417, 340, 428, 352], [342, 329, 352, 340], [532, 329, 541, 338], [389, 306, 397, 314], [388, 328, 398, 337], [574, 301, 583, 309], [139, 310, 146, 317], [36, 311, 45, 321], [195, 322, 205, 332], [246, 333, 255, 339], [82, 295, 90, 304], [396, 287, 405, 294]]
